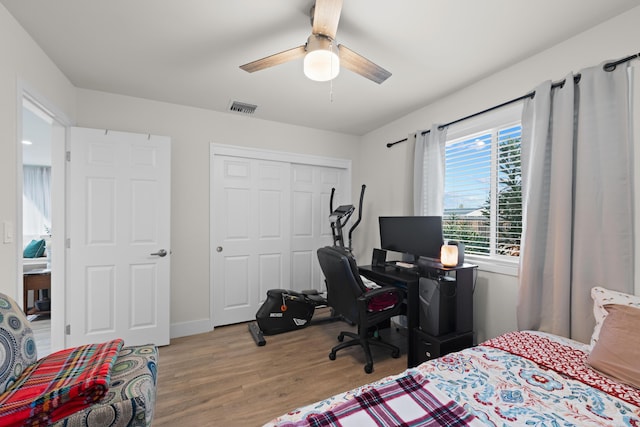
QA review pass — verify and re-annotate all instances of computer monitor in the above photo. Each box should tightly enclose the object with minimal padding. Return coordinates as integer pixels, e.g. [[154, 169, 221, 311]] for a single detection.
[[379, 216, 444, 261]]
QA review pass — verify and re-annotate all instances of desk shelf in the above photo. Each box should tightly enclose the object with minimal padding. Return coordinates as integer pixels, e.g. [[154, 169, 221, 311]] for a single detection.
[[413, 329, 473, 363], [359, 263, 477, 368]]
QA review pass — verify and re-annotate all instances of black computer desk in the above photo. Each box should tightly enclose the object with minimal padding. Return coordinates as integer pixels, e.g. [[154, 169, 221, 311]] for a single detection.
[[359, 262, 477, 368]]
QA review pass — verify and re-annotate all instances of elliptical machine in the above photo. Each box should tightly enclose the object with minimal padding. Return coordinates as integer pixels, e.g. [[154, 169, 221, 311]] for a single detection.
[[329, 184, 366, 254], [248, 185, 366, 346]]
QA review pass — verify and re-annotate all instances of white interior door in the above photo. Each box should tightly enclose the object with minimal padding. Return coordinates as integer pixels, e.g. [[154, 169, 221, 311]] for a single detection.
[[67, 127, 171, 347], [212, 155, 291, 326], [290, 165, 345, 293]]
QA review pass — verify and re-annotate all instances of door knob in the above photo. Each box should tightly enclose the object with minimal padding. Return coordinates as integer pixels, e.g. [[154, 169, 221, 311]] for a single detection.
[[216, 246, 223, 252], [150, 249, 168, 257]]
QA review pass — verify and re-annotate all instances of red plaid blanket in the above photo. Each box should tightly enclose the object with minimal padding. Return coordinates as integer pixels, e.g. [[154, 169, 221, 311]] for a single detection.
[[277, 372, 477, 427], [0, 339, 123, 427]]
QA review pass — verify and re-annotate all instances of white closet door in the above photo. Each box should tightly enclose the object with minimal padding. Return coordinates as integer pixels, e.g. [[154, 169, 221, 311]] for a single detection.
[[212, 155, 291, 326], [290, 165, 345, 293], [210, 145, 351, 327]]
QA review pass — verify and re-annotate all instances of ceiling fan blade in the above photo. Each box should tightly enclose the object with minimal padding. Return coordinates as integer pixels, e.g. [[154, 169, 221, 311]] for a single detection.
[[240, 45, 306, 73], [311, 0, 343, 40], [338, 45, 391, 84]]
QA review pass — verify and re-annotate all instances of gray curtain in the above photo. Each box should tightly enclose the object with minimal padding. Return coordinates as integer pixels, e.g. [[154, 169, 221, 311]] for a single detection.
[[413, 124, 447, 216], [517, 62, 634, 343], [23, 165, 51, 236]]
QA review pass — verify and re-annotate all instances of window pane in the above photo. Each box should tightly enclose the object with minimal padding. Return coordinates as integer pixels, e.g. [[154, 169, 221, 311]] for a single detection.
[[443, 133, 491, 255], [496, 125, 522, 256], [441, 123, 522, 259]]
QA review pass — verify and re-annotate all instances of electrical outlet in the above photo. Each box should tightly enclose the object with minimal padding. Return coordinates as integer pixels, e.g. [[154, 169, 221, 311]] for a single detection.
[[3, 221, 14, 243]]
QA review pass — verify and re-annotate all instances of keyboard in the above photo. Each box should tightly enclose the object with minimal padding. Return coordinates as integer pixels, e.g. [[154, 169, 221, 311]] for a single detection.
[[394, 261, 415, 269]]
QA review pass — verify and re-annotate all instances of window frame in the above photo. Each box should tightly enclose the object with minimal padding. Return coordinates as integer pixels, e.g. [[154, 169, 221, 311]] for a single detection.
[[433, 103, 523, 276]]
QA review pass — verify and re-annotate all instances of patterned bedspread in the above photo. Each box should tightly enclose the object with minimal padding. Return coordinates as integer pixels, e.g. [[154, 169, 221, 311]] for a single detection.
[[266, 331, 640, 427]]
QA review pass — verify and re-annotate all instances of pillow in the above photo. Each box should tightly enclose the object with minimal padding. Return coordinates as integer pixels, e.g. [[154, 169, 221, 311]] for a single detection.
[[587, 304, 640, 389], [590, 286, 640, 348], [23, 239, 46, 258], [0, 293, 38, 394]]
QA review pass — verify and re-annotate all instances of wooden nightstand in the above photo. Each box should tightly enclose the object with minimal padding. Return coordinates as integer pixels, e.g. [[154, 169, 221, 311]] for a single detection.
[[23, 270, 51, 315]]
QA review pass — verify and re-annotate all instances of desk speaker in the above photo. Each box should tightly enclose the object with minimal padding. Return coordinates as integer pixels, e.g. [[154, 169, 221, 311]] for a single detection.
[[372, 248, 387, 267], [449, 241, 465, 265]]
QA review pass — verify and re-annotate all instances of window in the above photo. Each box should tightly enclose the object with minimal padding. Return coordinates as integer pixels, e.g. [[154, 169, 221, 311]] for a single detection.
[[420, 105, 523, 261], [23, 165, 52, 237], [443, 123, 521, 259]]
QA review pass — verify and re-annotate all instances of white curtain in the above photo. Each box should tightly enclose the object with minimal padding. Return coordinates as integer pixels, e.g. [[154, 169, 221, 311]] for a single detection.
[[413, 124, 447, 216], [517, 62, 634, 343], [23, 165, 51, 237]]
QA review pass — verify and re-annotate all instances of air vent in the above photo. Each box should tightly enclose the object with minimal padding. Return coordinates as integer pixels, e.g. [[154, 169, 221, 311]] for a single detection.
[[228, 101, 258, 115]]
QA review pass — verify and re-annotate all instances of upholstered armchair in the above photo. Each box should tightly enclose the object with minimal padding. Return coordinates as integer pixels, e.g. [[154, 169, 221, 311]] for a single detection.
[[0, 292, 158, 427]]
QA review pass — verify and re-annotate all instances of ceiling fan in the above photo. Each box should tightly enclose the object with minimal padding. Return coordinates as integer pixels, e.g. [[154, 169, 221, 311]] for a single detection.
[[239, 0, 391, 84]]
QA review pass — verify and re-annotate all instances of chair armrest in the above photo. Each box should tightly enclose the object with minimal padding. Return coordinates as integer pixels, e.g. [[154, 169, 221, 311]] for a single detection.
[[356, 285, 405, 317], [356, 286, 405, 310], [357, 285, 404, 303]]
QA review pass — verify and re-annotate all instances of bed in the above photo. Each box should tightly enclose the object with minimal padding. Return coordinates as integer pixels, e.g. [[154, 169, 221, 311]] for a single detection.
[[264, 287, 640, 427]]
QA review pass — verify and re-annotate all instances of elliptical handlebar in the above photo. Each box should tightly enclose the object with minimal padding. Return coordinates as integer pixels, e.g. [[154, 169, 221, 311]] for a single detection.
[[348, 184, 366, 250], [329, 187, 336, 215], [328, 184, 366, 252]]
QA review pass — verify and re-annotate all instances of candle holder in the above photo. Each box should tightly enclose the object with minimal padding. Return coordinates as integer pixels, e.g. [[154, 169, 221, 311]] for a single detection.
[[440, 244, 458, 267]]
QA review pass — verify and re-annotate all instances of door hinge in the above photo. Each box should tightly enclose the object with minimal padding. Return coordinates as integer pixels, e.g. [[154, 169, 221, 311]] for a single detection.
[[66, 151, 71, 162], [65, 324, 71, 335], [66, 238, 71, 249]]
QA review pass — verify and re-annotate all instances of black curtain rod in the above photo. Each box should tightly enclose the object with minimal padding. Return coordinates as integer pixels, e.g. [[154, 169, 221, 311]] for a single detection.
[[386, 52, 640, 148]]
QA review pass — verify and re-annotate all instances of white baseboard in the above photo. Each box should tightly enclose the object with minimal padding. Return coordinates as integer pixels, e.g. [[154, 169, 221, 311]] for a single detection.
[[170, 318, 212, 339]]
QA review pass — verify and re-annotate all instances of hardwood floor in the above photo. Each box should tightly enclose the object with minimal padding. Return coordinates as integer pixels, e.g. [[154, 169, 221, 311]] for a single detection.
[[154, 309, 408, 426], [30, 316, 51, 357]]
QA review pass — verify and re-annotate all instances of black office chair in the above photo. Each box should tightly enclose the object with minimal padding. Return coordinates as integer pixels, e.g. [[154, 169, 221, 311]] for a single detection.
[[317, 246, 404, 373]]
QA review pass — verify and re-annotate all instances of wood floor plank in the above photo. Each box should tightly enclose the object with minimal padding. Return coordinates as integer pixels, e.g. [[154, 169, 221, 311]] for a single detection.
[[154, 309, 407, 426]]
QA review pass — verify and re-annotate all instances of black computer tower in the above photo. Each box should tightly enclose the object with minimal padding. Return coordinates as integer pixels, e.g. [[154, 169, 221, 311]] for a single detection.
[[418, 276, 457, 336]]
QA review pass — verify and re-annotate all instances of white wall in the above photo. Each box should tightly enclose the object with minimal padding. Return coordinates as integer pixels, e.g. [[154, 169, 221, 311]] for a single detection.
[[0, 5, 76, 297], [355, 6, 640, 342], [0, 1, 359, 337], [74, 89, 360, 335], [3, 2, 639, 343]]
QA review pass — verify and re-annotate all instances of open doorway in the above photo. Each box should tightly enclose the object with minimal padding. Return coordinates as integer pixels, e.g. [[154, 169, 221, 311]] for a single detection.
[[18, 86, 69, 356], [21, 97, 53, 356]]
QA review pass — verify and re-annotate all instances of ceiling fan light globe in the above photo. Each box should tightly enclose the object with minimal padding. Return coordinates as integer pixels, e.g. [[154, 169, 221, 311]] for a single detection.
[[303, 34, 340, 82], [304, 49, 340, 81]]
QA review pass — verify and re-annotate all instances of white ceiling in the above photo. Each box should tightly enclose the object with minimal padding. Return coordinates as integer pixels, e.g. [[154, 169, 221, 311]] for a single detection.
[[3, 0, 639, 136]]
